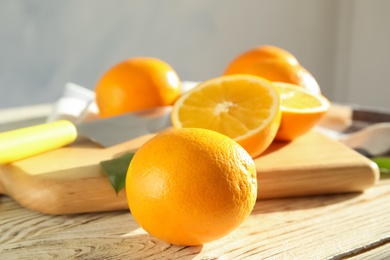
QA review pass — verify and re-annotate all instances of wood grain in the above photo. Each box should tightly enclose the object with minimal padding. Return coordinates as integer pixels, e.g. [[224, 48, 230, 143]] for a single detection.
[[347, 243, 390, 260], [0, 131, 379, 215], [1, 180, 390, 259], [256, 131, 379, 199]]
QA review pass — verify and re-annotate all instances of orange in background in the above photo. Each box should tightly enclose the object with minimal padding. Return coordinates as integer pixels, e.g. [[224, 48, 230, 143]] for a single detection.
[[95, 57, 181, 118], [224, 45, 321, 95]]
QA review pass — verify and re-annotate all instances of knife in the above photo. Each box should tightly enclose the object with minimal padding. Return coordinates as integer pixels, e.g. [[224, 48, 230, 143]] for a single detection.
[[318, 103, 390, 133], [0, 106, 173, 164]]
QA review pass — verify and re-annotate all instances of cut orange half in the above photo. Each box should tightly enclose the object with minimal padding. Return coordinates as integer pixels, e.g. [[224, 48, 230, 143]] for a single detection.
[[273, 82, 330, 141], [171, 75, 281, 158]]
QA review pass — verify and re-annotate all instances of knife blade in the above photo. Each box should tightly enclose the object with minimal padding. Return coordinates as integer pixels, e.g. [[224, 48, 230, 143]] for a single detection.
[[318, 103, 390, 133], [345, 105, 390, 132], [0, 106, 173, 164]]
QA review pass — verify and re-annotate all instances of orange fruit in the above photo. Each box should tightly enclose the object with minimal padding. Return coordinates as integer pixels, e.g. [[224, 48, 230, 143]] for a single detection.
[[126, 128, 257, 246], [171, 74, 281, 158], [224, 45, 321, 95], [273, 82, 330, 141], [95, 57, 181, 118], [225, 45, 299, 71]]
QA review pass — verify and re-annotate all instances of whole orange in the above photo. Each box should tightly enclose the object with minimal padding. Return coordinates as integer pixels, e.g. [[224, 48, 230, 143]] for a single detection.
[[225, 45, 299, 72], [224, 45, 321, 95], [126, 128, 257, 246], [95, 57, 181, 118]]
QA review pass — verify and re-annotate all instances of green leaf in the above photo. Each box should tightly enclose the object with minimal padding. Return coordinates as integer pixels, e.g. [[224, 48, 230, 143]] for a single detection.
[[100, 152, 135, 195], [371, 157, 390, 179]]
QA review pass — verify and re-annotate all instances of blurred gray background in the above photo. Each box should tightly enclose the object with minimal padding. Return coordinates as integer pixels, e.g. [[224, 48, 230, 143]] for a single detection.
[[0, 0, 389, 109]]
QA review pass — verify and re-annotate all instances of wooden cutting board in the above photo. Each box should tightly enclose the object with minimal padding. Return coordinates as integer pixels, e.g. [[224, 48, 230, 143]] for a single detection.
[[0, 130, 379, 215]]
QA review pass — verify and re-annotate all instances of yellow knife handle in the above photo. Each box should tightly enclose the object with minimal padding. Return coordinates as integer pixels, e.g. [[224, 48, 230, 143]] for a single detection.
[[0, 120, 77, 164]]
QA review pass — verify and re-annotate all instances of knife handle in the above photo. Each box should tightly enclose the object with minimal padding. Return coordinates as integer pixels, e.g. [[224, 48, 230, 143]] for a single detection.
[[0, 120, 77, 164]]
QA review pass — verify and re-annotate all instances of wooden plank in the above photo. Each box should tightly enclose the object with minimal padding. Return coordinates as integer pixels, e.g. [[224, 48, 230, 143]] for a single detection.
[[1, 180, 389, 259], [255, 131, 379, 199], [347, 243, 390, 259]]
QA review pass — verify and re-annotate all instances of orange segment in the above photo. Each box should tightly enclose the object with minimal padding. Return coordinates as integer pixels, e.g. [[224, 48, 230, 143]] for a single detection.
[[273, 82, 330, 141], [171, 75, 281, 158]]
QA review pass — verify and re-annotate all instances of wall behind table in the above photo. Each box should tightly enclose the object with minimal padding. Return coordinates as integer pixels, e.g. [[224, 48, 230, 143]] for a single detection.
[[0, 0, 388, 110], [336, 0, 390, 110]]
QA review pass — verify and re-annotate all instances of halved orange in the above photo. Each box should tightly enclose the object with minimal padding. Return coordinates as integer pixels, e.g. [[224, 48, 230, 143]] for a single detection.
[[273, 82, 330, 141], [171, 75, 281, 158]]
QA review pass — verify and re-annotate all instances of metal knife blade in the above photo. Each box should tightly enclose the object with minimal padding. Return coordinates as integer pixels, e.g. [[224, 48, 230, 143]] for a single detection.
[[318, 103, 390, 133], [0, 106, 172, 164], [76, 106, 172, 147]]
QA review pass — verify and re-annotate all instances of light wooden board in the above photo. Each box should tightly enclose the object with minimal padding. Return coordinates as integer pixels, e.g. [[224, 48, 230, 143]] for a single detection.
[[0, 130, 379, 214], [1, 180, 389, 259]]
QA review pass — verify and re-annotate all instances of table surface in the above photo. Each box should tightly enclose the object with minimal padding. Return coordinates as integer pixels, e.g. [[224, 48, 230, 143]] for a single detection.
[[1, 105, 390, 259], [1, 180, 390, 259]]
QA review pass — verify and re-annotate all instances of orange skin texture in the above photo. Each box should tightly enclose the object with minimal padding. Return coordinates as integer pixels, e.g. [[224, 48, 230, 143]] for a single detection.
[[224, 45, 321, 95], [95, 57, 181, 118], [275, 108, 328, 141], [273, 82, 330, 141], [126, 128, 257, 246], [225, 45, 299, 70], [237, 107, 281, 158]]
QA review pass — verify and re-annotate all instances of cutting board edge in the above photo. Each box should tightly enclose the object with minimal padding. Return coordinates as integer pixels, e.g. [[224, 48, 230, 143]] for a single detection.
[[256, 160, 380, 199], [0, 164, 128, 214]]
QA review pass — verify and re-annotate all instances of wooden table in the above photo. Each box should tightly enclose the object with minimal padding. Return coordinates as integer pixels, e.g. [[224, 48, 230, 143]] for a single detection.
[[0, 180, 389, 259], [1, 104, 390, 259]]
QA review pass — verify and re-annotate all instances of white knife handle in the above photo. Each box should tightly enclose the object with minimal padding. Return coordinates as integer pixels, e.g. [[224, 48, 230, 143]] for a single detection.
[[0, 120, 77, 164]]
